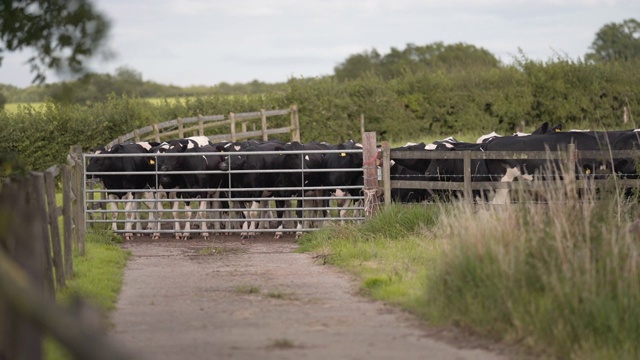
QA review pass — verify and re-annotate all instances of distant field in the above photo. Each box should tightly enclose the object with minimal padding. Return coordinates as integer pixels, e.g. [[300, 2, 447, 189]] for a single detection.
[[4, 102, 45, 112], [3, 97, 190, 113]]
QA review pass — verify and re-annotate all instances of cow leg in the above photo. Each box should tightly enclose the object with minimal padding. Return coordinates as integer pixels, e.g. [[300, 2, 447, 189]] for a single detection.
[[248, 200, 261, 239], [242, 201, 260, 240], [172, 197, 182, 239], [134, 192, 145, 236], [317, 190, 331, 228], [256, 199, 270, 233], [274, 199, 287, 239], [107, 194, 120, 232], [149, 190, 167, 240], [333, 190, 352, 225], [199, 198, 209, 239], [227, 200, 242, 235], [182, 201, 193, 240], [239, 201, 250, 239], [151, 196, 164, 240], [353, 198, 364, 224], [142, 190, 158, 237], [210, 192, 222, 235], [292, 197, 304, 239], [123, 192, 137, 241]]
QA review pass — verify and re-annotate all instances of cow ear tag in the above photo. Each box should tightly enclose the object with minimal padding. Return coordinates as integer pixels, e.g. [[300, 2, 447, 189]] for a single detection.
[[586, 168, 591, 174], [149, 159, 155, 165], [340, 152, 347, 157], [555, 128, 561, 132]]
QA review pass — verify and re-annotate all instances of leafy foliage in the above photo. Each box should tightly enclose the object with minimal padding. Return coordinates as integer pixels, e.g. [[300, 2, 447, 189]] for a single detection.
[[0, 0, 110, 84], [586, 18, 640, 63], [334, 42, 500, 81], [1, 38, 640, 172]]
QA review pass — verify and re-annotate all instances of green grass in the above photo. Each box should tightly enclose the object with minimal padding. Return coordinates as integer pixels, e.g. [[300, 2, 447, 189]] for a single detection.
[[298, 204, 441, 311]]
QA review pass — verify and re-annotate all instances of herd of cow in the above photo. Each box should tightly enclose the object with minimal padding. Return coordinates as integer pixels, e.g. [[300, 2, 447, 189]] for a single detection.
[[86, 121, 640, 240], [86, 136, 366, 241]]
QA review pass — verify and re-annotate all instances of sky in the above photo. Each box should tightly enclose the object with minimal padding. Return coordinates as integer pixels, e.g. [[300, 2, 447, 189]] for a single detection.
[[0, 0, 637, 88]]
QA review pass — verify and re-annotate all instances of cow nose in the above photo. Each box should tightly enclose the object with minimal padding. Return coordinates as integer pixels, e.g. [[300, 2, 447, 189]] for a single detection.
[[160, 165, 168, 172], [219, 162, 228, 171]]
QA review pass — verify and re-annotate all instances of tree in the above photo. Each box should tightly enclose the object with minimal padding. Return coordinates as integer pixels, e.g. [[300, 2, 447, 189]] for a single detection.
[[334, 42, 500, 81], [0, 0, 110, 83], [585, 18, 640, 63], [334, 49, 381, 81]]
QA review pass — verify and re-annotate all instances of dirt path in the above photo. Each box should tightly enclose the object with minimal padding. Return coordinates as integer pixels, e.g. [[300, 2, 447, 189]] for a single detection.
[[109, 235, 508, 360]]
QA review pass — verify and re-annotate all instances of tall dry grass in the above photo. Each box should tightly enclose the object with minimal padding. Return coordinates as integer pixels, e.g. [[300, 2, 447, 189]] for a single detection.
[[426, 174, 640, 359]]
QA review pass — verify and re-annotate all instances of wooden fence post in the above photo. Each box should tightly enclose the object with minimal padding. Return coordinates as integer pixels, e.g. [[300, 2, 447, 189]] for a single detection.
[[152, 124, 161, 142], [230, 112, 237, 142], [290, 105, 300, 142], [463, 151, 472, 203], [260, 109, 268, 141], [70, 146, 85, 256], [31, 172, 55, 299], [381, 141, 391, 207], [177, 118, 184, 138], [363, 132, 379, 218], [44, 169, 66, 289], [62, 164, 74, 279], [360, 114, 365, 141], [198, 115, 205, 136], [0, 174, 47, 360]]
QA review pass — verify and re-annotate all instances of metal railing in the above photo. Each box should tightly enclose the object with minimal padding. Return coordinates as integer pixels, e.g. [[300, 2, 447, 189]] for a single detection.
[[83, 148, 365, 237]]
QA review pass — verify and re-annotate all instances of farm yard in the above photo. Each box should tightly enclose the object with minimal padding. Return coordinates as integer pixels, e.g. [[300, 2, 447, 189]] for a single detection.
[[79, 113, 640, 359], [2, 56, 640, 359]]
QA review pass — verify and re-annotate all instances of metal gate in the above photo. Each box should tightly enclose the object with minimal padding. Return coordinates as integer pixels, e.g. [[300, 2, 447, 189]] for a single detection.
[[83, 148, 365, 238]]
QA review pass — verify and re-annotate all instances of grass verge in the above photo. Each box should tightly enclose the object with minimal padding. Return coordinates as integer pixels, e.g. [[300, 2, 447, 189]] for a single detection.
[[298, 204, 441, 312], [298, 184, 640, 359]]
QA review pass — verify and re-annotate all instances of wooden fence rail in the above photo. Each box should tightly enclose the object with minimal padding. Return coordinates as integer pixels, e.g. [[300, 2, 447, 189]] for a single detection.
[[379, 142, 640, 205], [107, 105, 300, 148]]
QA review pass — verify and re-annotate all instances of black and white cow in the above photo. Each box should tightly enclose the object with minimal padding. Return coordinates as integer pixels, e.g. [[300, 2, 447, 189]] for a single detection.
[[86, 142, 156, 240], [322, 140, 365, 222], [219, 140, 289, 239], [482, 131, 608, 203], [156, 141, 226, 239], [276, 141, 332, 237], [476, 122, 562, 143], [423, 141, 491, 202], [143, 136, 215, 239]]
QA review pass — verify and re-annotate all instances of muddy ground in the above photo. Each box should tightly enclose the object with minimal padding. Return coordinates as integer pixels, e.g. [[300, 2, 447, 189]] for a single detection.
[[108, 234, 516, 360]]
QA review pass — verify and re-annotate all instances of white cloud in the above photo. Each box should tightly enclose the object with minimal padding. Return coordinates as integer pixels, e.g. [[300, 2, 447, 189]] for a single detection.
[[0, 0, 637, 88]]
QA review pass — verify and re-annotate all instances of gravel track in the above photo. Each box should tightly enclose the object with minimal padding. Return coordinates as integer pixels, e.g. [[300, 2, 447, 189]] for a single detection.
[[108, 234, 510, 360]]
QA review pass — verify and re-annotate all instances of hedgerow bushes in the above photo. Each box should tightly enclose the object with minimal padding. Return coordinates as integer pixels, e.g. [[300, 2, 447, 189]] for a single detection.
[[1, 58, 638, 171]]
